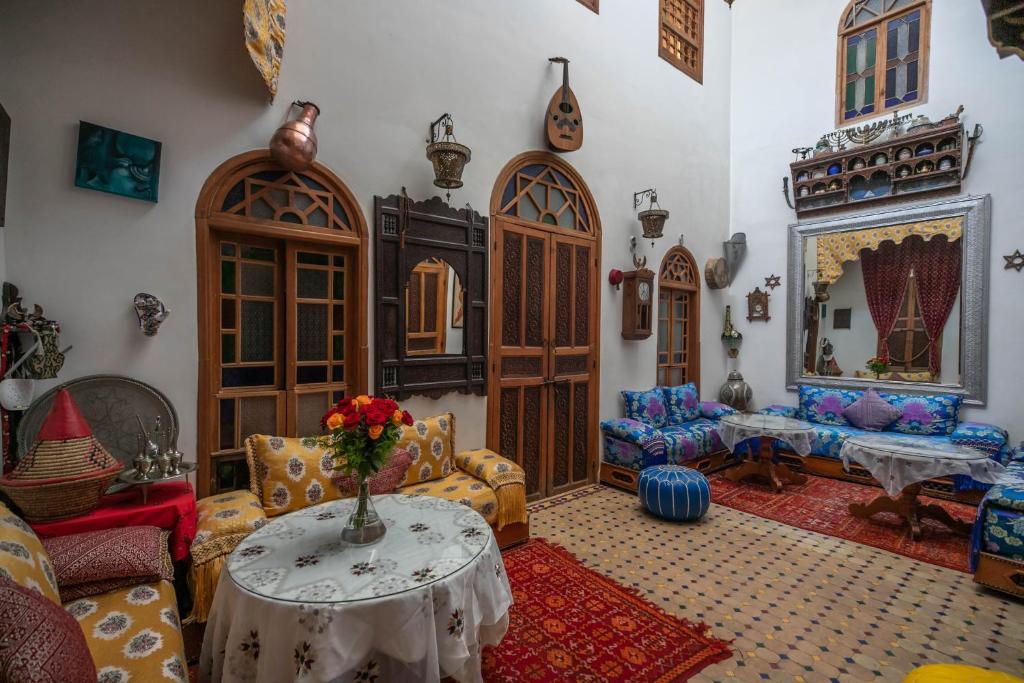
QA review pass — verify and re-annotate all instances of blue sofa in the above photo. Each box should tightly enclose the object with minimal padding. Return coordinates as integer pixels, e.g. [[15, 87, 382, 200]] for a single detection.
[[972, 445, 1024, 597], [760, 385, 1010, 499], [600, 383, 738, 491]]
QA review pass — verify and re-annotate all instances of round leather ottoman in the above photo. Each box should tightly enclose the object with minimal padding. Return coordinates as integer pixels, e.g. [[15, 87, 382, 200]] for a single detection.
[[638, 465, 711, 521]]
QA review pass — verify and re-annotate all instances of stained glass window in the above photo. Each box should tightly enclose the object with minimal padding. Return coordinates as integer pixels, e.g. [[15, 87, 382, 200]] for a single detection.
[[500, 164, 593, 234], [837, 1, 929, 125]]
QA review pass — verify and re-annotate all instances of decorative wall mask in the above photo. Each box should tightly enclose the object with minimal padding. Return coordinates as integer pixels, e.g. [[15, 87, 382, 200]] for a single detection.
[[545, 57, 583, 152], [133, 293, 170, 337], [1005, 249, 1024, 272], [425, 113, 471, 201], [269, 100, 319, 172], [633, 189, 669, 245], [75, 122, 161, 202], [243, 0, 287, 101]]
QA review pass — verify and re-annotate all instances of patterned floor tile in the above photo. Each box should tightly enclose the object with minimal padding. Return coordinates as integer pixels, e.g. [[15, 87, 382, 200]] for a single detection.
[[527, 484, 1024, 682]]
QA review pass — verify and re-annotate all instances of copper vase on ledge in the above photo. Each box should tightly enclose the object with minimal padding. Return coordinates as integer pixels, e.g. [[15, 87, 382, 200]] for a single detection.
[[269, 101, 320, 172]]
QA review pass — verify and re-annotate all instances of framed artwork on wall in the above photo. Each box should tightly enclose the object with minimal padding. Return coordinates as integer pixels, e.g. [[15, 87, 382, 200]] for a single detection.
[[833, 308, 852, 329], [74, 121, 161, 202]]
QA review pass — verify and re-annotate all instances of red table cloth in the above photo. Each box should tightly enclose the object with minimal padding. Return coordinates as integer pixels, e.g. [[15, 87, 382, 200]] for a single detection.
[[29, 481, 197, 561]]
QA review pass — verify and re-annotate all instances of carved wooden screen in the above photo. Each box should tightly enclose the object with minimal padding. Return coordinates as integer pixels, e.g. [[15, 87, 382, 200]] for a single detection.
[[490, 152, 600, 502], [659, 0, 704, 83], [197, 151, 368, 497], [657, 246, 701, 387]]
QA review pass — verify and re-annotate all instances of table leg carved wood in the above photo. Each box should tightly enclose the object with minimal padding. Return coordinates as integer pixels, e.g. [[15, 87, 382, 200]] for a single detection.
[[725, 437, 808, 493], [848, 482, 972, 540]]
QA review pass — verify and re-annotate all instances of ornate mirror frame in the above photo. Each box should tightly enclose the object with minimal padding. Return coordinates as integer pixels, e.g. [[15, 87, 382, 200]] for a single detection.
[[374, 194, 488, 399], [786, 194, 990, 405]]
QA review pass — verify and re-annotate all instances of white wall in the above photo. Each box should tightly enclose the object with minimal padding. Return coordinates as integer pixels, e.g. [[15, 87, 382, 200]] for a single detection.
[[0, 1, 733, 467], [731, 0, 1024, 441]]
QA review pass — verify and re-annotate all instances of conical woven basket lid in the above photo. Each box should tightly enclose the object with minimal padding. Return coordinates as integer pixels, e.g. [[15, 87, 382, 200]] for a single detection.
[[2, 389, 121, 485]]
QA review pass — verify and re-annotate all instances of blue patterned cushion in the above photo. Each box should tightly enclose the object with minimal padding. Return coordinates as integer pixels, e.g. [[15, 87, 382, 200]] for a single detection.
[[660, 419, 726, 465], [879, 392, 961, 436], [699, 401, 737, 420], [759, 405, 799, 419], [981, 506, 1024, 562], [798, 385, 862, 426], [638, 465, 710, 521], [661, 383, 701, 425], [950, 422, 1009, 455], [622, 389, 669, 428], [600, 417, 658, 444]]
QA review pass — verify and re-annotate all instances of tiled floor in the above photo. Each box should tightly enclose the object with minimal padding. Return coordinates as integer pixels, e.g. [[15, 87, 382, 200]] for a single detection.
[[528, 484, 1024, 682]]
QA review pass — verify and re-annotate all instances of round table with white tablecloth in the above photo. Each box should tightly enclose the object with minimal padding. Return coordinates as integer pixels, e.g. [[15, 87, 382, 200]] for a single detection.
[[199, 494, 512, 683], [717, 413, 816, 493], [841, 434, 1010, 540]]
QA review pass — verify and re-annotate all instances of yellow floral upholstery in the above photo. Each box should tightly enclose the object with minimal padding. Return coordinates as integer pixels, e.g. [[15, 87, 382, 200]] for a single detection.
[[0, 501, 60, 605], [399, 473, 499, 525], [65, 580, 187, 683], [245, 434, 342, 517], [455, 448, 528, 529], [396, 412, 455, 487], [187, 489, 269, 624]]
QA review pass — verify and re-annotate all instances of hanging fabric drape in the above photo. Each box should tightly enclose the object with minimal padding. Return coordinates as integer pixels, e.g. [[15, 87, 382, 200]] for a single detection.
[[907, 235, 961, 375], [243, 0, 287, 102], [860, 240, 913, 359]]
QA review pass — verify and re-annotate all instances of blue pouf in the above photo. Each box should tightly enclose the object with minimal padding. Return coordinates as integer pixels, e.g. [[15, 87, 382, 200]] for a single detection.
[[638, 465, 710, 521]]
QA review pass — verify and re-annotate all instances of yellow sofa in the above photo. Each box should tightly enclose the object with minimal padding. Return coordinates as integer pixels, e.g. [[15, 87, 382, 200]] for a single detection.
[[0, 502, 187, 682], [188, 412, 529, 622]]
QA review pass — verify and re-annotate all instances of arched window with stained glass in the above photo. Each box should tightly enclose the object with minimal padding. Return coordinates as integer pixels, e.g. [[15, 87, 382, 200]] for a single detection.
[[217, 168, 353, 233], [837, 0, 931, 125], [498, 162, 594, 235]]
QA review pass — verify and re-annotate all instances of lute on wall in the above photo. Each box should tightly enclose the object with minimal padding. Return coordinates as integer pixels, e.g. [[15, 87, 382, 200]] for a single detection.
[[545, 57, 583, 152]]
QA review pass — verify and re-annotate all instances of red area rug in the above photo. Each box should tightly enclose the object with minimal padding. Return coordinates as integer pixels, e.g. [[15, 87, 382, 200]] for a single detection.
[[709, 473, 975, 572], [483, 538, 731, 682]]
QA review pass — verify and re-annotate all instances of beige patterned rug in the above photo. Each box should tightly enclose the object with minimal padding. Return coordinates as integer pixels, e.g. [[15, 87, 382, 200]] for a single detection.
[[528, 484, 1024, 682]]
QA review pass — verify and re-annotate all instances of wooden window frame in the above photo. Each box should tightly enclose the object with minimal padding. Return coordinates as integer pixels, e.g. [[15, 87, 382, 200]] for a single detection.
[[656, 246, 701, 388], [835, 0, 931, 126], [406, 258, 449, 356], [577, 0, 599, 14], [659, 0, 705, 84], [886, 271, 939, 374], [195, 150, 369, 497]]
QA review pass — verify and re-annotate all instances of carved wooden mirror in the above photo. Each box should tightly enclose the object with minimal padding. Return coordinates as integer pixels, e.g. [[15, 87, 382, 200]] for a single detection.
[[374, 194, 487, 399]]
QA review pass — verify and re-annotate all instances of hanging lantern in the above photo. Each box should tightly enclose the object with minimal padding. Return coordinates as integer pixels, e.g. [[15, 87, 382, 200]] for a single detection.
[[425, 113, 471, 201], [269, 101, 320, 172], [633, 188, 669, 244]]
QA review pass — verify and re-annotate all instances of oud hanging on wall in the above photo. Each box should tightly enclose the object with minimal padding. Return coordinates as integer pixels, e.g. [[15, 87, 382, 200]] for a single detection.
[[545, 57, 583, 152]]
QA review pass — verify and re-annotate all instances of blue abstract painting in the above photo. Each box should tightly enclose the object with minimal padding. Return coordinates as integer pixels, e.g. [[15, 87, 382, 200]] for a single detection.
[[75, 121, 161, 202]]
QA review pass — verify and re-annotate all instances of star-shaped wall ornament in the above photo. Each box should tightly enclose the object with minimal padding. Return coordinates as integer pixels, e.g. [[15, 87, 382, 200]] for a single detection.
[[765, 274, 782, 290], [1004, 250, 1024, 272]]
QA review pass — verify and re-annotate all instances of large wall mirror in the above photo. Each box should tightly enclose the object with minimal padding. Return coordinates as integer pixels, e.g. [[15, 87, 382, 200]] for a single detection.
[[787, 195, 990, 404], [374, 194, 487, 399]]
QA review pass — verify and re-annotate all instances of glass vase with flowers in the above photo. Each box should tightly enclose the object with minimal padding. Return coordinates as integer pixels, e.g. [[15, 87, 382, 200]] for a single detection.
[[865, 355, 890, 379], [314, 395, 413, 545]]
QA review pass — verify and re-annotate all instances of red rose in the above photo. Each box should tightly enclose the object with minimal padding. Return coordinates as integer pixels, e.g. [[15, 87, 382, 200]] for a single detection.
[[365, 408, 389, 426], [343, 412, 362, 430], [381, 399, 399, 412], [339, 400, 357, 417], [401, 410, 414, 426]]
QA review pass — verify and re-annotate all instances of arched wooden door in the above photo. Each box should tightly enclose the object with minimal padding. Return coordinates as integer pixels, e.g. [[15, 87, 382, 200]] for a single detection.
[[488, 152, 601, 501], [657, 246, 701, 388], [195, 150, 368, 497]]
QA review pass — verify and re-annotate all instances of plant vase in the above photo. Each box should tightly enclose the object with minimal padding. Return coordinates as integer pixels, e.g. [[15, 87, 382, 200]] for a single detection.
[[342, 476, 387, 545]]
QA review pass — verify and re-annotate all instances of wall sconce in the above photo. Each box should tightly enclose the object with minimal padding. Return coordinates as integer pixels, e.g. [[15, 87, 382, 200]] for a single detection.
[[633, 188, 669, 246], [425, 113, 471, 202], [810, 269, 831, 302]]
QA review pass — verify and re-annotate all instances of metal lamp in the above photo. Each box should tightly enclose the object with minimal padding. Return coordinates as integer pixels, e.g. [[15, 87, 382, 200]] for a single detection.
[[425, 113, 471, 201], [634, 188, 669, 245]]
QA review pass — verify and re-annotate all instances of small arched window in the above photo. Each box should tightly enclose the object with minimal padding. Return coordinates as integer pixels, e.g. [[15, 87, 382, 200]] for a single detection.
[[837, 0, 931, 125], [657, 247, 700, 387]]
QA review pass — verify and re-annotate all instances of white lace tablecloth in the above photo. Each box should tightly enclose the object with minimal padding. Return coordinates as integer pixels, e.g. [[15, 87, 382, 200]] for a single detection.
[[717, 413, 815, 456], [840, 434, 1011, 497], [199, 495, 512, 683]]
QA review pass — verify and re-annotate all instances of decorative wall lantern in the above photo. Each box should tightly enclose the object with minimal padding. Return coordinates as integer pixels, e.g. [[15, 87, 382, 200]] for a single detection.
[[425, 113, 471, 201], [811, 270, 831, 302], [269, 101, 320, 172], [633, 188, 669, 246]]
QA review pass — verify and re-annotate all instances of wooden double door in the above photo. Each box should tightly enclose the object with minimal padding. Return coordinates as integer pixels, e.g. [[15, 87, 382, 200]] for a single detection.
[[488, 218, 599, 501]]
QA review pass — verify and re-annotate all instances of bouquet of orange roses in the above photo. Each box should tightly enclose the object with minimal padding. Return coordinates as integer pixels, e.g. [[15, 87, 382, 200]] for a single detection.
[[315, 395, 413, 543], [317, 395, 414, 482]]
